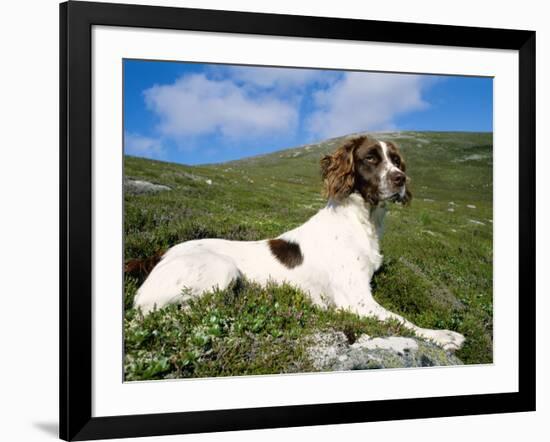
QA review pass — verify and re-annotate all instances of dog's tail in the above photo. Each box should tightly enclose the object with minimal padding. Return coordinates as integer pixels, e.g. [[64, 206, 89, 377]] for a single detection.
[[124, 249, 166, 280]]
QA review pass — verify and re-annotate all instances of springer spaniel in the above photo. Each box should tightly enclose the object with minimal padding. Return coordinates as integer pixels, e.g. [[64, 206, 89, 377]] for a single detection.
[[133, 136, 465, 351]]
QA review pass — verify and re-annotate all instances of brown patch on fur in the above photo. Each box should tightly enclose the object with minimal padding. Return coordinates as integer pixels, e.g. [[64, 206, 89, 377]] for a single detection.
[[124, 249, 165, 279], [268, 239, 303, 269]]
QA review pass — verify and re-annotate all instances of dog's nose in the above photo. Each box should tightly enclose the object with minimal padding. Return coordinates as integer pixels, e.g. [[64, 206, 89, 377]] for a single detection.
[[390, 171, 406, 187]]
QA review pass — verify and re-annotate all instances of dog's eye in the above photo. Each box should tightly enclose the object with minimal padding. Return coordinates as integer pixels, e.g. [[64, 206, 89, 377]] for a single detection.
[[392, 156, 401, 166], [365, 155, 377, 163]]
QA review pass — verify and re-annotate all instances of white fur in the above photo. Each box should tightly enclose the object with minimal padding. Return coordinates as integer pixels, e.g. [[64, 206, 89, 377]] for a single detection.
[[134, 191, 464, 352]]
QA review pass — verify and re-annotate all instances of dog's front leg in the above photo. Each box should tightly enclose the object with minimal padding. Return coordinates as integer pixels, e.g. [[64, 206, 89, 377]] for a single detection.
[[342, 285, 465, 352]]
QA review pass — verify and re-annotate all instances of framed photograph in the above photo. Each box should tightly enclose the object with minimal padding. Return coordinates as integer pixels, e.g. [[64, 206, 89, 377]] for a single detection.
[[60, 1, 535, 440]]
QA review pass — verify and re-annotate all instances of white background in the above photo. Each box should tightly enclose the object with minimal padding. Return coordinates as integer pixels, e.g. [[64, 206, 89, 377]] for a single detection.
[[0, 0, 547, 441]]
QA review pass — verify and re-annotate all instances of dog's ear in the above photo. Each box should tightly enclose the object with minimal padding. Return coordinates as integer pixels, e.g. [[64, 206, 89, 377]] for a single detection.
[[321, 137, 364, 200]]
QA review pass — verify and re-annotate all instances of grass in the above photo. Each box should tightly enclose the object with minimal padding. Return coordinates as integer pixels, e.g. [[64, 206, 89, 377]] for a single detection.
[[124, 280, 411, 380], [124, 131, 493, 380]]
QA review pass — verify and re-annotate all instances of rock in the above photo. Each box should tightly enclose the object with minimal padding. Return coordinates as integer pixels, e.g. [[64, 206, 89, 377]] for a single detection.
[[415, 138, 430, 144], [453, 153, 490, 163], [307, 331, 348, 370], [352, 335, 418, 353], [469, 219, 485, 226], [125, 178, 171, 194], [307, 331, 462, 371], [179, 171, 202, 182]]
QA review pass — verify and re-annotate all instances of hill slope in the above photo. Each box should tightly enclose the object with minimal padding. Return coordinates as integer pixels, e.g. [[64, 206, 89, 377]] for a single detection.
[[124, 131, 493, 379]]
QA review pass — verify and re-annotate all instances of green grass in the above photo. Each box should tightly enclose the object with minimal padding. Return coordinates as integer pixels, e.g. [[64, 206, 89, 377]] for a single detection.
[[124, 280, 411, 380], [124, 131, 493, 380]]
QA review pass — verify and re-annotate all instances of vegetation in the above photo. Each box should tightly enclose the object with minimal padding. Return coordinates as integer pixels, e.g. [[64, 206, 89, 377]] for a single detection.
[[124, 131, 493, 380]]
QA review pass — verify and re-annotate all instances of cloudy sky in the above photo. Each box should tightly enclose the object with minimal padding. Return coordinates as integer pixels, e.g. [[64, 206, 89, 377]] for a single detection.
[[124, 59, 492, 165]]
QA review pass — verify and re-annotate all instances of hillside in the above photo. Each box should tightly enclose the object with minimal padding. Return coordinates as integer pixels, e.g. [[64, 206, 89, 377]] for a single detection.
[[124, 131, 493, 380]]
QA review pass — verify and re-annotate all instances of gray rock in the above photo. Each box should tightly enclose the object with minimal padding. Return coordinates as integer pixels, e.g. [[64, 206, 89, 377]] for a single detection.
[[307, 331, 462, 371], [125, 178, 171, 195], [307, 331, 348, 370]]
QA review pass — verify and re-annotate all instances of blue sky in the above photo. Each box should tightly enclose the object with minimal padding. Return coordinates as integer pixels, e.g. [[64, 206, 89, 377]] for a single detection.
[[124, 59, 493, 165]]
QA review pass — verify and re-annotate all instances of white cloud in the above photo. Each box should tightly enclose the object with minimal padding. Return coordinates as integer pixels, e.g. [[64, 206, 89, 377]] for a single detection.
[[224, 66, 337, 90], [307, 72, 430, 139], [143, 74, 298, 140], [124, 133, 164, 158]]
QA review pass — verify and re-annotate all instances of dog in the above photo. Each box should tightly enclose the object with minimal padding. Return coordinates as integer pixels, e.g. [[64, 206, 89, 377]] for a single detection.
[[132, 135, 465, 351]]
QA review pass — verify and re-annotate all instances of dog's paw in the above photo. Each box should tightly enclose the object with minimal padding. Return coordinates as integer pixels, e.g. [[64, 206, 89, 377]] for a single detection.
[[422, 329, 465, 352]]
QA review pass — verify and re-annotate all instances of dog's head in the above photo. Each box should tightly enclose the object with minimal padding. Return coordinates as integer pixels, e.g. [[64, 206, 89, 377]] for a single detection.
[[321, 135, 412, 205]]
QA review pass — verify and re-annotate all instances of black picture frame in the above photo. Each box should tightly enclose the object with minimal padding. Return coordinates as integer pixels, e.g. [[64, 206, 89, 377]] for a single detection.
[[60, 1, 536, 440]]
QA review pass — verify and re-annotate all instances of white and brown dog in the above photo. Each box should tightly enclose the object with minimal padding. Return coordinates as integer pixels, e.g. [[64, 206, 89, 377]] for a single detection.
[[133, 135, 465, 351]]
